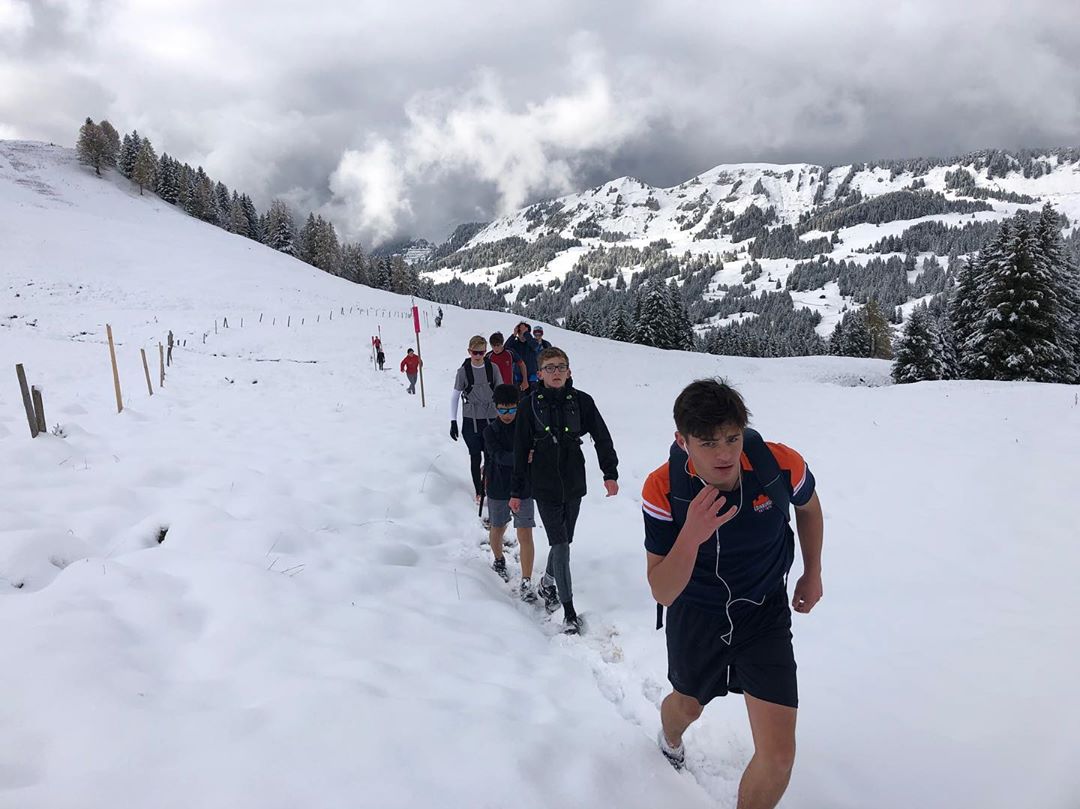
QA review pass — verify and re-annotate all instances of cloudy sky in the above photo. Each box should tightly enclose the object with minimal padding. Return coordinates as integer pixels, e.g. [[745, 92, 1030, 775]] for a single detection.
[[2, 0, 1079, 245]]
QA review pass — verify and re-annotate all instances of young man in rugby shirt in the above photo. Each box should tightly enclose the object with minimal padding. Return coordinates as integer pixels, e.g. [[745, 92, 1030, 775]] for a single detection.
[[642, 379, 823, 809]]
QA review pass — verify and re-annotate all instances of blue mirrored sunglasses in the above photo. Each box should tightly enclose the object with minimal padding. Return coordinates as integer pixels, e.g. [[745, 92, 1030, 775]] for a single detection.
[[496, 406, 518, 415]]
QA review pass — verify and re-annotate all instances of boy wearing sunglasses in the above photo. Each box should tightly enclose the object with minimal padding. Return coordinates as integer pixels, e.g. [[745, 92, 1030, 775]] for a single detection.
[[450, 335, 504, 504], [483, 384, 537, 599], [509, 347, 619, 633]]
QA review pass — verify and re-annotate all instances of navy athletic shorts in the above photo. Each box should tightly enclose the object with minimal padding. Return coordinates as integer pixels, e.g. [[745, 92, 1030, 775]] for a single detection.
[[665, 587, 797, 708]]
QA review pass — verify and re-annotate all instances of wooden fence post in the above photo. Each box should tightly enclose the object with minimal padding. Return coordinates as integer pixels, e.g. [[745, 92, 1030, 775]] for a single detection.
[[140, 348, 153, 396], [215, 320, 218, 334], [106, 324, 123, 414], [32, 385, 46, 433], [159, 343, 165, 387], [15, 364, 38, 437], [223, 317, 229, 329], [288, 315, 291, 327], [259, 313, 264, 323]]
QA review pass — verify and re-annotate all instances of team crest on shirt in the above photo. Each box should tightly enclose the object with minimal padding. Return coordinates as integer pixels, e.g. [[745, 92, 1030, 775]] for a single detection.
[[753, 494, 773, 513]]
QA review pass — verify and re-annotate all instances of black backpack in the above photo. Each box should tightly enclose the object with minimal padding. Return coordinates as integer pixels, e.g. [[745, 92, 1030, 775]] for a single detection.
[[655, 428, 792, 629], [461, 357, 495, 404]]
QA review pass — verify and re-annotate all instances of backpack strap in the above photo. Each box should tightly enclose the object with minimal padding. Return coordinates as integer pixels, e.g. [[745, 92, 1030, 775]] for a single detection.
[[742, 428, 790, 523], [461, 359, 475, 401]]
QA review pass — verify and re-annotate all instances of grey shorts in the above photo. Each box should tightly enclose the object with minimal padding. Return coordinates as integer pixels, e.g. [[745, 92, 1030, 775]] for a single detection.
[[488, 498, 536, 529]]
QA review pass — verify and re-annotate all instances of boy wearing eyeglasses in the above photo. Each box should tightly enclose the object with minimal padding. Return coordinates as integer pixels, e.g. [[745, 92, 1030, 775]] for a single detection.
[[483, 384, 537, 599], [509, 347, 619, 634]]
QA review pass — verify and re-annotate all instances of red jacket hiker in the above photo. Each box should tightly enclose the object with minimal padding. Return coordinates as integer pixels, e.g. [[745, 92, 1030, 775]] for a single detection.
[[401, 353, 422, 374]]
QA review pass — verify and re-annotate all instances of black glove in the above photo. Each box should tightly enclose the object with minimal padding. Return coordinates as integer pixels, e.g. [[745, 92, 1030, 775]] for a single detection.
[[450, 420, 459, 441]]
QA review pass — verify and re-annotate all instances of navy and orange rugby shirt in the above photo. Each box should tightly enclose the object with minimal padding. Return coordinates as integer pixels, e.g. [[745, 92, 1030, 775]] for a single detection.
[[641, 442, 815, 613]]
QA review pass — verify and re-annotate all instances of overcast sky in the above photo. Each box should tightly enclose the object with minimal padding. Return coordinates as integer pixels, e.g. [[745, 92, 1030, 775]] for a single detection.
[[3, 0, 1079, 245]]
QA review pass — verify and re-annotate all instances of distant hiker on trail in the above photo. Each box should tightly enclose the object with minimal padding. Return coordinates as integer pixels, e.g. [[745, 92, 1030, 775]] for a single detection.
[[450, 335, 504, 504], [505, 321, 541, 392], [435, 307, 444, 327], [400, 348, 422, 394], [484, 384, 537, 600], [642, 379, 823, 808], [376, 347, 386, 370], [532, 325, 552, 351], [509, 347, 618, 634], [487, 331, 528, 394]]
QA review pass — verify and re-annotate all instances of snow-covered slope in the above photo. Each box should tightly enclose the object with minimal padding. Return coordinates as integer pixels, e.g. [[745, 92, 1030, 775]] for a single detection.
[[2, 141, 1079, 809]]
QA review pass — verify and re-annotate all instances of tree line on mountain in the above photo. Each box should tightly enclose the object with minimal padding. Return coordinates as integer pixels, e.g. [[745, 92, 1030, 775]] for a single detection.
[[75, 116, 429, 297]]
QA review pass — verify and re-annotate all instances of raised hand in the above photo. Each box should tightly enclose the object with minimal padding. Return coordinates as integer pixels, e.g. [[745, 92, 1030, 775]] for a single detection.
[[680, 484, 739, 546]]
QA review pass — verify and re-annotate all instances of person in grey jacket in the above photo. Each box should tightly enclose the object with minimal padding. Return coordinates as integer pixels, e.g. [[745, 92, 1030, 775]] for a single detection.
[[450, 334, 504, 503]]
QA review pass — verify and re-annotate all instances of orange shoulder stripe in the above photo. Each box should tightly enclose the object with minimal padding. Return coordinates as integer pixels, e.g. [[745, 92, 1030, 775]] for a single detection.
[[641, 462, 672, 520]]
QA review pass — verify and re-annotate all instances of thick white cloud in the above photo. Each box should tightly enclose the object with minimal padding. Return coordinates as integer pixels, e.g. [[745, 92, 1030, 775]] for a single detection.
[[0, 0, 32, 40], [2, 0, 1079, 244]]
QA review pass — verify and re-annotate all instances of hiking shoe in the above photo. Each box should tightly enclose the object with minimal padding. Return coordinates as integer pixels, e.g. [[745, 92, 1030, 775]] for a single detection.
[[520, 578, 537, 603], [657, 730, 685, 771], [537, 577, 559, 613], [563, 613, 583, 635], [492, 557, 509, 582], [481, 516, 491, 530]]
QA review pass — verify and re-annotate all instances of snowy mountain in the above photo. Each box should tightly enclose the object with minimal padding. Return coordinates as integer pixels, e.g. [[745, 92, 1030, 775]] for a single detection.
[[422, 148, 1080, 344], [2, 140, 1079, 808]]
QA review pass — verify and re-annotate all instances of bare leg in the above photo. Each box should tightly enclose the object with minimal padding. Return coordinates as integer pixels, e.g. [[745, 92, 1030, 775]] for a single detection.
[[736, 694, 797, 809], [660, 690, 703, 749], [489, 523, 506, 561], [517, 527, 534, 580]]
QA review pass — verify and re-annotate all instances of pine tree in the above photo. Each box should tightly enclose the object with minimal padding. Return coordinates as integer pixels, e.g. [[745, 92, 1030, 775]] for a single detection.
[[950, 252, 987, 378], [240, 194, 261, 241], [132, 138, 157, 195], [298, 213, 318, 265], [1037, 203, 1080, 382], [263, 199, 297, 255], [119, 130, 142, 179], [155, 154, 180, 203], [606, 301, 633, 342], [371, 257, 393, 290], [342, 242, 368, 285], [227, 192, 247, 234], [214, 182, 231, 227], [667, 280, 695, 350], [968, 213, 1068, 381], [634, 278, 674, 348], [98, 120, 120, 168], [864, 298, 894, 359], [189, 168, 217, 223], [892, 304, 948, 383], [76, 118, 110, 176]]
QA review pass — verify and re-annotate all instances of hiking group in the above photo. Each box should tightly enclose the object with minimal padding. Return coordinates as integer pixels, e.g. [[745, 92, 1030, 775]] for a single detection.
[[449, 322, 614, 634], [447, 319, 824, 809]]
